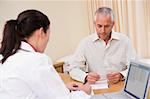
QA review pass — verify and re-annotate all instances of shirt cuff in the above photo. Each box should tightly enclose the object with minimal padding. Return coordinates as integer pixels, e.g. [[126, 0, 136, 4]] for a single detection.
[[69, 68, 88, 83], [120, 69, 128, 81]]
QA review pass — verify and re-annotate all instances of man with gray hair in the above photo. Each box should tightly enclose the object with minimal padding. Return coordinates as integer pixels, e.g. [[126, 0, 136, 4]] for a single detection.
[[68, 7, 136, 84]]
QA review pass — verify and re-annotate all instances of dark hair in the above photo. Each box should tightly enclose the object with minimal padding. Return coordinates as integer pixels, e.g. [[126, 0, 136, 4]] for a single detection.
[[0, 9, 50, 64]]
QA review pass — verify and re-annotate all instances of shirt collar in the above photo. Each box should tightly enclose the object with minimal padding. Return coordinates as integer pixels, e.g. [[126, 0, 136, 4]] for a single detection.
[[92, 31, 120, 42], [111, 31, 120, 40], [91, 32, 99, 42], [20, 41, 36, 52]]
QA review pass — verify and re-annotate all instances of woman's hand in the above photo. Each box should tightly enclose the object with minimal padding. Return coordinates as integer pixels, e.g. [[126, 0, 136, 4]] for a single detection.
[[66, 82, 79, 91], [66, 82, 91, 95], [78, 82, 91, 95]]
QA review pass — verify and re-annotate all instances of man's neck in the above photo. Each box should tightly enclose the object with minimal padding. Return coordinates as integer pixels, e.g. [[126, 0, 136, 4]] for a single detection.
[[101, 32, 112, 45]]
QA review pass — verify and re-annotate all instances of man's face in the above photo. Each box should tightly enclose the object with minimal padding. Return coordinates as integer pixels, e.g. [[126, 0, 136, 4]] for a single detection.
[[94, 13, 114, 41]]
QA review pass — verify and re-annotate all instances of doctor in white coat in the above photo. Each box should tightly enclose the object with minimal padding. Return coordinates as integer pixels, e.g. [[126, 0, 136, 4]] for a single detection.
[[0, 9, 91, 99]]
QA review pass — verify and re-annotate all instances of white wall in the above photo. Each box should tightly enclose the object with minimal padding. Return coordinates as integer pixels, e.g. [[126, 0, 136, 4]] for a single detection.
[[0, 1, 90, 61]]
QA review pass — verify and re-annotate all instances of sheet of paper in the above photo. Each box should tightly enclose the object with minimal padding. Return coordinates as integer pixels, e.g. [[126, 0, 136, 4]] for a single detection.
[[140, 59, 150, 65], [91, 79, 108, 90]]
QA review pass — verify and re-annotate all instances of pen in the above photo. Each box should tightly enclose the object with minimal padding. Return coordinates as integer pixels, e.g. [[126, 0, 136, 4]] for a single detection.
[[72, 84, 78, 91], [83, 76, 88, 84]]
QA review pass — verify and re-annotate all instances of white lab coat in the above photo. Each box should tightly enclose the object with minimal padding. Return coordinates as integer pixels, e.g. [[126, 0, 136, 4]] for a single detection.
[[0, 41, 90, 99]]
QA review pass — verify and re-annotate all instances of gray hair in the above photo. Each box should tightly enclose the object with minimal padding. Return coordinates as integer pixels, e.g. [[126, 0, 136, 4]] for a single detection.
[[94, 7, 115, 21]]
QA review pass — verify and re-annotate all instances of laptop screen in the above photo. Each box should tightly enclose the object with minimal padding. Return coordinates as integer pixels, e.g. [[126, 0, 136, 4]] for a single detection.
[[124, 61, 150, 99]]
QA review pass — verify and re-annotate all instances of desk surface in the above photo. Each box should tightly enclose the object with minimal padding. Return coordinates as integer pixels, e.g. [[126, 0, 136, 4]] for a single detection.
[[59, 73, 124, 94], [53, 61, 64, 73]]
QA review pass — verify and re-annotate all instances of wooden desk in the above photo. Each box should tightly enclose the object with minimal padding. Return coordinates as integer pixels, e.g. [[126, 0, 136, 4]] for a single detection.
[[53, 61, 64, 73], [59, 73, 124, 94]]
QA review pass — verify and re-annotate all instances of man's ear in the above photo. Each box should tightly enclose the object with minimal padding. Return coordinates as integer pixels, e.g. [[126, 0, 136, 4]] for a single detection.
[[112, 21, 115, 26], [93, 21, 97, 32]]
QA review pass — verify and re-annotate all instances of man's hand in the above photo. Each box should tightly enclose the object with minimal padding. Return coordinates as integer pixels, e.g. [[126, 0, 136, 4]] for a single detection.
[[85, 72, 100, 84], [107, 72, 123, 84]]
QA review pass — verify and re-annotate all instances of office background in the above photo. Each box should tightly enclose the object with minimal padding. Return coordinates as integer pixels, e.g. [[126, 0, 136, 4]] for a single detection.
[[0, 0, 150, 61]]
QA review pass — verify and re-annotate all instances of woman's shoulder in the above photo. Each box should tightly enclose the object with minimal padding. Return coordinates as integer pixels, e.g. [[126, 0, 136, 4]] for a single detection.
[[28, 52, 52, 63], [34, 52, 52, 64], [14, 50, 53, 66]]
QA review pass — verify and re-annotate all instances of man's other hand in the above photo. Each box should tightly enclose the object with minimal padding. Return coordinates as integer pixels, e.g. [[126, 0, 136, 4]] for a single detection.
[[107, 72, 123, 84], [86, 72, 100, 84]]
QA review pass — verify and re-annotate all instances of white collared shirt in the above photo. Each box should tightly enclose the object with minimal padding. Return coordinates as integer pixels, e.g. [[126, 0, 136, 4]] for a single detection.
[[0, 41, 90, 99], [69, 32, 136, 82]]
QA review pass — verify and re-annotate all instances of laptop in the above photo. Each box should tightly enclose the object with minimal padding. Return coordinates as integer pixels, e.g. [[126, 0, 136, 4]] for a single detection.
[[91, 61, 150, 99]]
